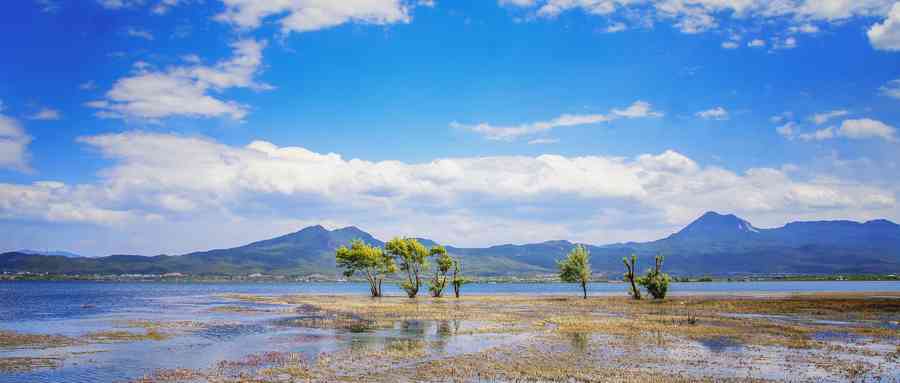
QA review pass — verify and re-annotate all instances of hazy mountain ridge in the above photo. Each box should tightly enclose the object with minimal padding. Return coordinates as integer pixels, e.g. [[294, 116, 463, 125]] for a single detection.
[[2, 212, 899, 276]]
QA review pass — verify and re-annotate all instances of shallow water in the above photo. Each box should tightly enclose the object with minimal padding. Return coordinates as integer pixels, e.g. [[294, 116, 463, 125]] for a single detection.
[[2, 281, 900, 382]]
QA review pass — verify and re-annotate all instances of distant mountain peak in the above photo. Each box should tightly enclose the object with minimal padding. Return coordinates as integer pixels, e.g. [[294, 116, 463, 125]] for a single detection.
[[671, 211, 759, 240]]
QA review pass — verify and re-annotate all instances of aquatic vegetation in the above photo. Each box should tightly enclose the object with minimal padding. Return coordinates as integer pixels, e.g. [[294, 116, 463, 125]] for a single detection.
[[0, 331, 77, 349], [87, 329, 170, 343], [0, 357, 62, 373]]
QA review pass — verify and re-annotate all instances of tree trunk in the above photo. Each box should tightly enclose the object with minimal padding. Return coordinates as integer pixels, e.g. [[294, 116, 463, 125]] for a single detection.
[[582, 281, 587, 299]]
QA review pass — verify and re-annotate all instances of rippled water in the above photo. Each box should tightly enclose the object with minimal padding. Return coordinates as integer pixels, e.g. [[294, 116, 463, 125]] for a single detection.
[[1, 281, 899, 382]]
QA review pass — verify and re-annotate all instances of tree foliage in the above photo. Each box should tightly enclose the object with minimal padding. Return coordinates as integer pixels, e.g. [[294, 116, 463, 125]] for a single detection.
[[386, 237, 430, 298], [428, 245, 453, 297], [637, 255, 670, 299], [451, 259, 469, 298], [558, 245, 592, 299], [622, 254, 642, 300], [335, 239, 396, 297]]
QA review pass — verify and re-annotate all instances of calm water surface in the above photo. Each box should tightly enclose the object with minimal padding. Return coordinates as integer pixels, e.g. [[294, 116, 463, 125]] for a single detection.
[[1, 281, 899, 382]]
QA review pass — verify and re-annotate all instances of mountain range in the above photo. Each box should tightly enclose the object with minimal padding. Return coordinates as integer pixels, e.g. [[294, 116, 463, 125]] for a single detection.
[[2, 212, 899, 276]]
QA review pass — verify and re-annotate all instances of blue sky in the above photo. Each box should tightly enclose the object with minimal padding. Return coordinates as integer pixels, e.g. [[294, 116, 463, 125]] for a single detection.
[[1, 0, 900, 256]]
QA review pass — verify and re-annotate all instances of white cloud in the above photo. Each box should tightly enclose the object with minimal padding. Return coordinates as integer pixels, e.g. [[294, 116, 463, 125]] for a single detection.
[[126, 27, 155, 40], [453, 101, 662, 141], [80, 81, 97, 91], [152, 0, 188, 14], [770, 111, 793, 124], [28, 107, 62, 121], [867, 2, 900, 51], [776, 122, 796, 138], [793, 118, 897, 143], [612, 100, 663, 118], [811, 109, 849, 125], [215, 0, 415, 33], [837, 118, 897, 142], [0, 131, 894, 253], [88, 39, 269, 121], [747, 38, 766, 47], [36, 0, 61, 13], [773, 36, 798, 49], [789, 23, 819, 34], [881, 79, 900, 99], [528, 138, 560, 145], [0, 114, 33, 173], [97, 0, 145, 9], [721, 41, 739, 49], [695, 106, 728, 120], [798, 126, 835, 141], [605, 22, 627, 32], [502, 1, 896, 47]]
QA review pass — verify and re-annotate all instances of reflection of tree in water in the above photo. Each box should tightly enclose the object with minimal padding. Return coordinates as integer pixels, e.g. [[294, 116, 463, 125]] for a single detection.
[[399, 320, 428, 337], [437, 321, 453, 338], [347, 320, 465, 355], [567, 332, 589, 353], [348, 332, 381, 353]]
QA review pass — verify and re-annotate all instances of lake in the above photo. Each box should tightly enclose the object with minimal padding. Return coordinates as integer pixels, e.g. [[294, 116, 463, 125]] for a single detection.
[[2, 281, 899, 382]]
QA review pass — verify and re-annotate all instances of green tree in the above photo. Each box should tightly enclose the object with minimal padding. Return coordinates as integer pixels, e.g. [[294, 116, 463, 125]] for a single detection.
[[622, 254, 642, 300], [451, 259, 469, 298], [558, 245, 592, 299], [428, 245, 453, 298], [386, 237, 430, 298], [335, 239, 396, 297], [637, 255, 670, 299]]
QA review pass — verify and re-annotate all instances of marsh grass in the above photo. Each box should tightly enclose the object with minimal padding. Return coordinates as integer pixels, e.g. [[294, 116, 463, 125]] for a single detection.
[[0, 357, 62, 373], [86, 329, 170, 343], [0, 331, 77, 349]]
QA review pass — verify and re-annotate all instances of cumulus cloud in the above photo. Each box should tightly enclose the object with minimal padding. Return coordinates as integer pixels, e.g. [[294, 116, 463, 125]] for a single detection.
[[868, 3, 900, 51], [0, 131, 895, 254], [28, 107, 62, 121], [721, 41, 739, 49], [811, 109, 849, 125], [0, 114, 33, 173], [837, 118, 897, 142], [215, 0, 416, 33], [695, 106, 729, 120], [88, 39, 269, 121], [793, 118, 897, 143], [452, 101, 662, 141]]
